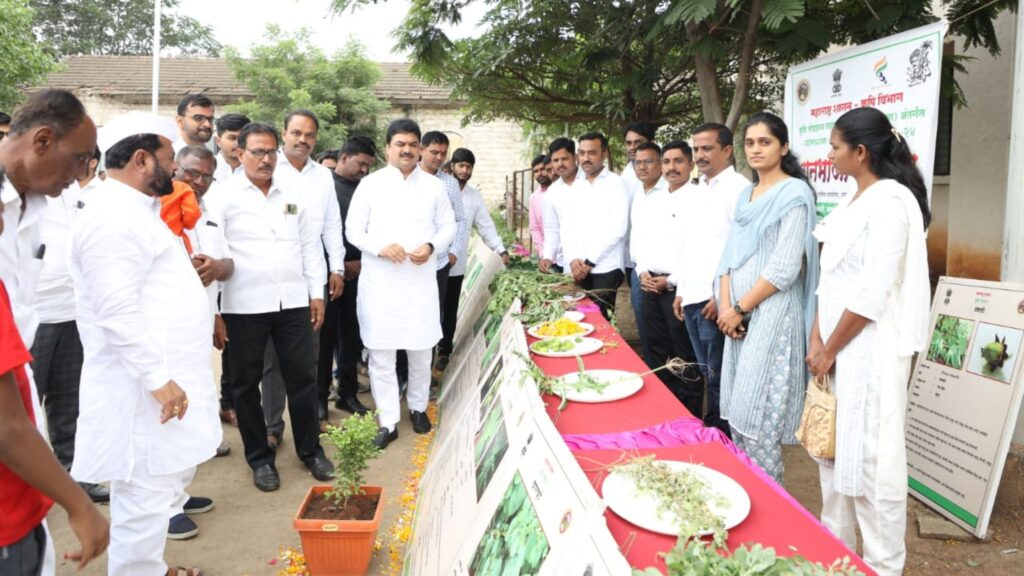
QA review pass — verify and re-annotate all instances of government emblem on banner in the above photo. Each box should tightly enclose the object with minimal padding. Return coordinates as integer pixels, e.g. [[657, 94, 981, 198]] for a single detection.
[[832, 68, 843, 95], [907, 40, 933, 86]]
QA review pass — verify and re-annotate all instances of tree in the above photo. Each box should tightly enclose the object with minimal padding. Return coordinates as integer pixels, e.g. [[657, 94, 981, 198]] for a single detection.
[[224, 26, 389, 152], [0, 0, 56, 110], [331, 0, 1016, 134], [30, 0, 221, 58]]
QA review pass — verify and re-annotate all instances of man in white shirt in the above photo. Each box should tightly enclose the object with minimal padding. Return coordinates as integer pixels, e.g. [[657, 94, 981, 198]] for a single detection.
[[346, 119, 456, 449], [672, 123, 747, 435], [212, 113, 249, 183], [543, 133, 629, 320], [262, 110, 345, 440], [538, 137, 579, 275], [173, 94, 214, 154], [71, 112, 220, 576], [634, 141, 703, 416], [620, 122, 655, 364], [438, 147, 508, 367], [31, 144, 111, 504], [211, 123, 333, 492]]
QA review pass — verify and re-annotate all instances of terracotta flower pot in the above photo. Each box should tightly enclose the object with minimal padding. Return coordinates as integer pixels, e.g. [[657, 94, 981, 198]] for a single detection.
[[293, 485, 385, 576]]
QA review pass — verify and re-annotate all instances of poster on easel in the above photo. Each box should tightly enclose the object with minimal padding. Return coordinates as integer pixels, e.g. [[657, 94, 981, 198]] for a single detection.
[[907, 277, 1024, 537]]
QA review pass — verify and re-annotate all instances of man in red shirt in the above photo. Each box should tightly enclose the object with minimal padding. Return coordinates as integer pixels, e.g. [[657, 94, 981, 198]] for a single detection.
[[0, 179, 107, 575]]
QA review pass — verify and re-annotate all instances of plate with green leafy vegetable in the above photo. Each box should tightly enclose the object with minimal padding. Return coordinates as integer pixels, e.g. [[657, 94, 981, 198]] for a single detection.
[[602, 459, 750, 537], [529, 336, 603, 358], [553, 369, 643, 403]]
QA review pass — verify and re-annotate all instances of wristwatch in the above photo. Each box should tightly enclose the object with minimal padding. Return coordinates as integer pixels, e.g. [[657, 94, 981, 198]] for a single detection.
[[733, 302, 747, 315], [426, 242, 435, 255]]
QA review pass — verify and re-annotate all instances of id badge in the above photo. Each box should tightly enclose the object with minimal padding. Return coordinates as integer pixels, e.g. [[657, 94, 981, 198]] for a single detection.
[[284, 203, 298, 215]]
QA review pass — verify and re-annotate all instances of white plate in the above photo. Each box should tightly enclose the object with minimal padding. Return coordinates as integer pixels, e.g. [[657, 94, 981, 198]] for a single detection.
[[527, 321, 595, 340], [561, 292, 586, 302], [529, 336, 604, 358], [602, 461, 751, 536], [562, 311, 585, 322], [553, 369, 643, 403]]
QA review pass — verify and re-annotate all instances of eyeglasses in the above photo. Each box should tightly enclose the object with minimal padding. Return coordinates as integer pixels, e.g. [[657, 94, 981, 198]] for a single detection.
[[634, 159, 658, 167], [245, 149, 278, 160], [190, 114, 214, 125], [183, 168, 215, 184]]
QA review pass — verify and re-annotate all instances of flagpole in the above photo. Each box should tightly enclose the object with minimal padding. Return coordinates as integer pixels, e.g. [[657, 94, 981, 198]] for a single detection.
[[151, 0, 162, 113]]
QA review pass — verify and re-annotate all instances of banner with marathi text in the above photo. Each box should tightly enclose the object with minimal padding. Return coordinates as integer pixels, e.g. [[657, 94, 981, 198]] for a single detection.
[[784, 21, 946, 219]]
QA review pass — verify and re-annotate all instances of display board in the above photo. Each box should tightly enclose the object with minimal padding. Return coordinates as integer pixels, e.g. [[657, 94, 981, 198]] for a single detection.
[[784, 21, 946, 220], [907, 277, 1024, 537], [405, 269, 630, 574]]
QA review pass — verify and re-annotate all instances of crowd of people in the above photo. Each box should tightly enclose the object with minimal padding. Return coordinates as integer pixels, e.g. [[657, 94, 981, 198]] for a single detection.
[[0, 86, 929, 576]]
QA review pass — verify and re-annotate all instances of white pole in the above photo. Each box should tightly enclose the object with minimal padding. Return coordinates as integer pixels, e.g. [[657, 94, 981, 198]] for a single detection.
[[1002, 8, 1024, 442], [151, 0, 162, 114]]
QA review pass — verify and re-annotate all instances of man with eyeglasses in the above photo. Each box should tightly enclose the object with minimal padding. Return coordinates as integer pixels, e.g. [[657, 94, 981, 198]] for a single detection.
[[174, 94, 215, 153], [262, 109, 345, 441], [207, 122, 333, 492]]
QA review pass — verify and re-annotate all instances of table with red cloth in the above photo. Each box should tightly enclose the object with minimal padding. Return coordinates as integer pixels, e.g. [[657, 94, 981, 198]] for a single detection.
[[527, 299, 873, 575]]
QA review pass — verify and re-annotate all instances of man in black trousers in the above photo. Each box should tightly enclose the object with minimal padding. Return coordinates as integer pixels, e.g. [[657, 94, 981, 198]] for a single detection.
[[327, 136, 376, 415]]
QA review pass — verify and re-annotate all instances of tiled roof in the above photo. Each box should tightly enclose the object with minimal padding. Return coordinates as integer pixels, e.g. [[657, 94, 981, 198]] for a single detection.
[[37, 55, 454, 105]]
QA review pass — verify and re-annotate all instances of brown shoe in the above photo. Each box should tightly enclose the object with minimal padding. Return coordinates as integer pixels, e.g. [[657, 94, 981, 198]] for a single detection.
[[218, 409, 238, 427]]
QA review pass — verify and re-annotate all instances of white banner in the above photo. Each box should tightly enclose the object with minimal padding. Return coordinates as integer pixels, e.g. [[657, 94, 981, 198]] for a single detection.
[[784, 21, 946, 220]]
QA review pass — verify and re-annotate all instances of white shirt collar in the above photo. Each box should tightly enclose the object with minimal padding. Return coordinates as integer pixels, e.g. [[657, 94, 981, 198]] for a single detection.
[[702, 165, 738, 187]]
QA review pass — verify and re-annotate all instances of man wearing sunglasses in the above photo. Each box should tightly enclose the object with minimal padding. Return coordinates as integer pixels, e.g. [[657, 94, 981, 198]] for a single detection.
[[173, 94, 215, 153]]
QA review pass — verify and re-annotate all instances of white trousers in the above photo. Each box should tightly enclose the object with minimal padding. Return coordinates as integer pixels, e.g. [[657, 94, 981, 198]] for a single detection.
[[168, 467, 197, 520], [108, 455, 195, 576], [368, 348, 431, 431]]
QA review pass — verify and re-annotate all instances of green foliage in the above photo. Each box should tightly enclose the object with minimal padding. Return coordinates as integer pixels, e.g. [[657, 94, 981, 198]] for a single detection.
[[486, 268, 574, 325], [225, 26, 388, 152], [330, 1, 1015, 133], [634, 536, 866, 575], [320, 411, 383, 508], [926, 314, 973, 370], [0, 0, 55, 110], [470, 473, 549, 575], [29, 0, 221, 57]]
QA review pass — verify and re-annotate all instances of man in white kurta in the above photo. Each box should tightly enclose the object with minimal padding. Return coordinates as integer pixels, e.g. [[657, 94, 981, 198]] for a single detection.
[[70, 113, 220, 576], [345, 119, 456, 447]]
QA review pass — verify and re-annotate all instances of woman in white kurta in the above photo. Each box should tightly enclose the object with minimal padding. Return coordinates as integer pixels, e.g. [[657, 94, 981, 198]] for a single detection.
[[806, 107, 931, 576], [345, 122, 456, 441]]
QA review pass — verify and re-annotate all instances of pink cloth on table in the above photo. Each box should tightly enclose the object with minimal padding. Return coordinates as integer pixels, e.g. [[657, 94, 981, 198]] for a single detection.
[[562, 416, 834, 536], [528, 187, 546, 257], [574, 303, 600, 313]]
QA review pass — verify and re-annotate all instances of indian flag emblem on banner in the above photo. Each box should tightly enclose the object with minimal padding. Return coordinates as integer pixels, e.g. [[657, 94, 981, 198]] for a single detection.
[[874, 56, 889, 84]]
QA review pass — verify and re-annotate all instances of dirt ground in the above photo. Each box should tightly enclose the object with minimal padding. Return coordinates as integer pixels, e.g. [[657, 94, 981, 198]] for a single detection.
[[47, 286, 1024, 574]]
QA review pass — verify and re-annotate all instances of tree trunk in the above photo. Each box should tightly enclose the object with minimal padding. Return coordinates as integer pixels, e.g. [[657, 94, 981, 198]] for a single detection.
[[688, 22, 725, 124], [724, 0, 764, 133]]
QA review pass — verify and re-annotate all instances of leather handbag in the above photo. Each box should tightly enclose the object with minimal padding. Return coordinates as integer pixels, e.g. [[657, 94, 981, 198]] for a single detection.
[[795, 374, 836, 459]]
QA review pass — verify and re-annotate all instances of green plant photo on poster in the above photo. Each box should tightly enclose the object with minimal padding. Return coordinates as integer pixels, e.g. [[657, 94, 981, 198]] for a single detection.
[[470, 473, 549, 575], [926, 314, 975, 370]]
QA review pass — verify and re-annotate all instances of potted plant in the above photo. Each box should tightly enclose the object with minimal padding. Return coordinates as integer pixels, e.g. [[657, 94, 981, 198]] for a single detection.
[[293, 411, 384, 576]]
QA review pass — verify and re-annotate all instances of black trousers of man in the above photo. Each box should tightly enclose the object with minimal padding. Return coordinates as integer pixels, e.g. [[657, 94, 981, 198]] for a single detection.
[[29, 321, 83, 470], [219, 342, 233, 411], [643, 285, 704, 417], [580, 268, 624, 320], [223, 307, 326, 470], [333, 274, 363, 401], [438, 273, 464, 358]]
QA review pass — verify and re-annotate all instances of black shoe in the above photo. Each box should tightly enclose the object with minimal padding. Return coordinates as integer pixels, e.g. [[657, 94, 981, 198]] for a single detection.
[[334, 395, 369, 415], [253, 464, 280, 492], [372, 426, 398, 449], [434, 355, 450, 372], [79, 482, 110, 503], [306, 456, 335, 482], [183, 496, 214, 515], [168, 513, 199, 540], [410, 410, 432, 434]]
